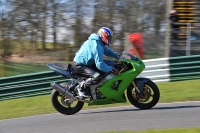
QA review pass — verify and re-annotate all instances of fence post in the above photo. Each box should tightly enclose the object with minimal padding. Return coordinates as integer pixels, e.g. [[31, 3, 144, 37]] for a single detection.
[[186, 22, 191, 56], [66, 47, 70, 61], [0, 60, 5, 77], [165, 0, 172, 57]]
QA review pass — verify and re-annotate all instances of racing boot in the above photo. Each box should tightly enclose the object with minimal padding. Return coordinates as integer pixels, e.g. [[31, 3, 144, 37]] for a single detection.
[[76, 81, 88, 99]]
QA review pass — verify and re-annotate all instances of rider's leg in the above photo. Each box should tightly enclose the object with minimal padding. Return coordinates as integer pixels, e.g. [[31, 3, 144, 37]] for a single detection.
[[75, 60, 115, 98], [74, 65, 101, 98], [104, 60, 115, 67]]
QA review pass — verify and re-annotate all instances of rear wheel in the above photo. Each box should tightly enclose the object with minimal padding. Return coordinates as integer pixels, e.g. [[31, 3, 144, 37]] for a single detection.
[[127, 80, 160, 109], [51, 82, 84, 115]]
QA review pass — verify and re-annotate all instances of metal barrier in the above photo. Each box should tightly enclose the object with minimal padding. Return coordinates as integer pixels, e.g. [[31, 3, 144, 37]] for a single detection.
[[139, 54, 200, 82], [0, 54, 200, 101], [0, 71, 66, 101]]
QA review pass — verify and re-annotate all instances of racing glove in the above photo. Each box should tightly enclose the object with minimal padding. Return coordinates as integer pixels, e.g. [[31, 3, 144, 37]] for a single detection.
[[111, 67, 119, 75], [116, 54, 121, 60]]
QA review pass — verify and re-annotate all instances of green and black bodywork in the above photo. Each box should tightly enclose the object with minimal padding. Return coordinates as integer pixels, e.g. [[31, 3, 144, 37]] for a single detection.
[[47, 51, 160, 115], [89, 51, 146, 105]]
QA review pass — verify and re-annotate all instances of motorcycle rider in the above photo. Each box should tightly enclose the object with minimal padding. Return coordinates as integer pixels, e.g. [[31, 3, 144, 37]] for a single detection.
[[73, 27, 120, 99]]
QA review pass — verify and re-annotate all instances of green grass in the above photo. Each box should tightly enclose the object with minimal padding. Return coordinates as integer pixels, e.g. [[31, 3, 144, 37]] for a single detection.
[[102, 128, 200, 133], [157, 79, 200, 102], [0, 62, 49, 77], [0, 40, 67, 77], [0, 79, 200, 120]]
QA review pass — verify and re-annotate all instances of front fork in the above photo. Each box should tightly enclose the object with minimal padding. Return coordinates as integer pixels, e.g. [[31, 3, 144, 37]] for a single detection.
[[132, 81, 144, 98], [132, 78, 150, 99]]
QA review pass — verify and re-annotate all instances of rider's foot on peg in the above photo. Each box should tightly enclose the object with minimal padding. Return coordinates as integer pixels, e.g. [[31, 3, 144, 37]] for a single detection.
[[76, 81, 88, 99]]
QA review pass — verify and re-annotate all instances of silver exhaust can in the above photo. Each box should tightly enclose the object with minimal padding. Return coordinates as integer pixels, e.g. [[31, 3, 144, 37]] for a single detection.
[[50, 82, 76, 100]]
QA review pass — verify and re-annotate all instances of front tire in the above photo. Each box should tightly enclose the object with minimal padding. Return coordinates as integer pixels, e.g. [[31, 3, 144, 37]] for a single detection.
[[51, 83, 84, 115], [127, 80, 160, 109]]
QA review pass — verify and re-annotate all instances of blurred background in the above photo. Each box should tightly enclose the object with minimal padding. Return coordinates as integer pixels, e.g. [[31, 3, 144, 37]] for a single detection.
[[0, 0, 199, 77]]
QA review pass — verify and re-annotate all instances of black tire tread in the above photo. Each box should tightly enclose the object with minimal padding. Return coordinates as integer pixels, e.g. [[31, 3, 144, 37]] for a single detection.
[[127, 80, 160, 109], [51, 87, 84, 115]]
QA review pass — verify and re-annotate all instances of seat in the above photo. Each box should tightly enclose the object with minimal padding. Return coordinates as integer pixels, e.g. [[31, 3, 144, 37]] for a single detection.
[[71, 71, 92, 78], [53, 63, 91, 78], [53, 63, 73, 72]]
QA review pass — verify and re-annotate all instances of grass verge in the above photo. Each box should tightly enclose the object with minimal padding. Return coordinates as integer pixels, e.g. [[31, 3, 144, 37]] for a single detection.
[[0, 79, 200, 120], [102, 128, 200, 133], [0, 62, 49, 77]]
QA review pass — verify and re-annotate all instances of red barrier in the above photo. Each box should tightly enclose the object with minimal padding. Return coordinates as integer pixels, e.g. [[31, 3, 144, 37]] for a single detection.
[[129, 33, 144, 59]]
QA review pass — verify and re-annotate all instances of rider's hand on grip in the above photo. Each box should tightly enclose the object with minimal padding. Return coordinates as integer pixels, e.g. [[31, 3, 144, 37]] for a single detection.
[[116, 54, 121, 60], [111, 67, 119, 75]]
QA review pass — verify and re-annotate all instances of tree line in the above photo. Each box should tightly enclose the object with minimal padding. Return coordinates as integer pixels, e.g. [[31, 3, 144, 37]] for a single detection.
[[0, 0, 166, 58]]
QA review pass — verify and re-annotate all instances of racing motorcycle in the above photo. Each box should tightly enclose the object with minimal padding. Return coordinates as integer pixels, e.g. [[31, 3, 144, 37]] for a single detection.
[[47, 50, 160, 115]]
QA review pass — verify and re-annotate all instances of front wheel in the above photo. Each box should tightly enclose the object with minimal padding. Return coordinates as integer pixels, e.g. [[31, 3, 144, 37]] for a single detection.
[[127, 80, 160, 109]]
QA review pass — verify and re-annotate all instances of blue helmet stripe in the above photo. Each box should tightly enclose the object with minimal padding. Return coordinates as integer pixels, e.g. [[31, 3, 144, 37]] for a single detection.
[[102, 27, 113, 36]]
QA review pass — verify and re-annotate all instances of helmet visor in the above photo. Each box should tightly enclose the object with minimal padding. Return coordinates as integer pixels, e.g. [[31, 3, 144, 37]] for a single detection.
[[108, 35, 113, 44]]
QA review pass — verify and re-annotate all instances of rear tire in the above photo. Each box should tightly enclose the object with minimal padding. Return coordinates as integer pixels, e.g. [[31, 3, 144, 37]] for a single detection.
[[127, 80, 160, 109], [51, 82, 84, 115]]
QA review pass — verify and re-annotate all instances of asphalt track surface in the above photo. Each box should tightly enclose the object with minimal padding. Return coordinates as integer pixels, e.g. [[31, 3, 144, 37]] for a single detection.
[[0, 101, 200, 133]]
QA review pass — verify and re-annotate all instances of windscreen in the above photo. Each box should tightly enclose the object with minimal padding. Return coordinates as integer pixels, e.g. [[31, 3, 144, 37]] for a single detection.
[[119, 50, 138, 61]]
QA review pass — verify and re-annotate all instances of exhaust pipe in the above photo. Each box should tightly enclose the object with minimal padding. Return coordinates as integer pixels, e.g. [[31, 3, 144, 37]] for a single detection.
[[51, 82, 76, 100]]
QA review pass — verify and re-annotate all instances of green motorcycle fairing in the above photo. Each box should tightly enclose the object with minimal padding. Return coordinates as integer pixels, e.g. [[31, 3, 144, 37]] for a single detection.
[[88, 55, 145, 106]]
